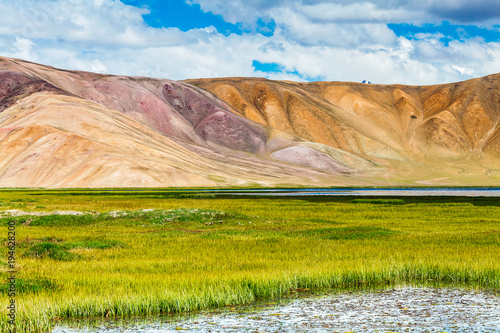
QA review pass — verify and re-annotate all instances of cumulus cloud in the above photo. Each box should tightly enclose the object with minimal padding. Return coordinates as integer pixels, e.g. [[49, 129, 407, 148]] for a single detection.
[[1, 0, 500, 86], [1, 0, 187, 47], [270, 6, 398, 48], [11, 37, 37, 61], [190, 0, 500, 25], [429, 0, 500, 23]]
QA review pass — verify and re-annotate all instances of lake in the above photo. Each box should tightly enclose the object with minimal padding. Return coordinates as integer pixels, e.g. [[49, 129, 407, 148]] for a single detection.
[[53, 288, 500, 332], [204, 187, 500, 197]]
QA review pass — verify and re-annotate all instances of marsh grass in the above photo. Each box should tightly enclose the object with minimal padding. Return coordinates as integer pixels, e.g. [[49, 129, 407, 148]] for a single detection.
[[177, 194, 216, 199], [295, 226, 399, 239], [16, 237, 65, 248], [3, 215, 97, 227], [9, 199, 38, 203], [119, 208, 248, 226], [0, 279, 59, 295], [64, 238, 126, 250], [22, 243, 78, 261], [351, 198, 405, 204], [0, 190, 499, 332], [17, 237, 126, 258]]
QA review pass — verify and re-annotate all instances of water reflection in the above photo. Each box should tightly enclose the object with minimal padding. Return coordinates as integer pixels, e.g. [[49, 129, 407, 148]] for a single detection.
[[54, 288, 500, 333], [215, 188, 500, 197]]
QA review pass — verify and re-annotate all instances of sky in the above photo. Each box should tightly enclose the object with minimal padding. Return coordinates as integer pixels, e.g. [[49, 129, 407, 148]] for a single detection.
[[1, 0, 500, 85]]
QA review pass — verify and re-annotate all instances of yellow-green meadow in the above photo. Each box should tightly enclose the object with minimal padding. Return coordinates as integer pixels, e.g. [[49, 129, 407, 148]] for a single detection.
[[1, 190, 499, 332]]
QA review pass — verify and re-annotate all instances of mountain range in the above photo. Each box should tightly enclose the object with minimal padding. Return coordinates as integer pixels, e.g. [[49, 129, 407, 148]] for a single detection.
[[1, 56, 499, 187]]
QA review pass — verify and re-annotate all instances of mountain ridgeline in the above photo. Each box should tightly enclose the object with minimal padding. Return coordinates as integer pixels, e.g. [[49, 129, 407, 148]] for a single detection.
[[1, 56, 499, 187]]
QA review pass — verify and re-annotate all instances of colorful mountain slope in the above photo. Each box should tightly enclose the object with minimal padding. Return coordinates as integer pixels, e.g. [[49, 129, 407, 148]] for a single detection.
[[1, 56, 499, 187]]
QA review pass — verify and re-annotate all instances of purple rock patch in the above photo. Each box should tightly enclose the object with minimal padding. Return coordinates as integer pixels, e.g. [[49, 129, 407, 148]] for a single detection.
[[163, 82, 267, 153], [271, 146, 352, 174], [0, 71, 68, 112], [196, 111, 267, 153], [164, 83, 219, 127]]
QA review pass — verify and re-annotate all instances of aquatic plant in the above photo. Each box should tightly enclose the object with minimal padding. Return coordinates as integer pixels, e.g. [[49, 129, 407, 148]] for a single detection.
[[0, 190, 498, 332]]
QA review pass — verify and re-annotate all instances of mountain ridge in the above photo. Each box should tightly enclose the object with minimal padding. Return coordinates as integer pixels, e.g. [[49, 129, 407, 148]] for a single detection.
[[1, 56, 499, 187]]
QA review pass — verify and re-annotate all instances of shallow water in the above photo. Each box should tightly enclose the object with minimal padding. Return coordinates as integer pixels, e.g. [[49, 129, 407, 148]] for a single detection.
[[53, 288, 500, 333], [213, 187, 500, 197]]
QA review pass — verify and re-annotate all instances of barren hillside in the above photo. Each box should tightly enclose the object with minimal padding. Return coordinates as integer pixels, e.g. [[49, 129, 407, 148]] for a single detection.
[[1, 56, 499, 187]]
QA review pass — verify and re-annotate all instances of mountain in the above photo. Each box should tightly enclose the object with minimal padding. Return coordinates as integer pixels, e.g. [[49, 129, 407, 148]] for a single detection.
[[1, 56, 499, 187]]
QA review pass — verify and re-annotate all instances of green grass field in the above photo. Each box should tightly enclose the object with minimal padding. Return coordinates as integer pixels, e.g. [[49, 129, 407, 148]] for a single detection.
[[1, 190, 499, 332]]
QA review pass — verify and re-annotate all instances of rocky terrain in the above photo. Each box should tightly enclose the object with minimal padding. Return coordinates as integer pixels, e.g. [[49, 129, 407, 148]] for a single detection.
[[1, 56, 499, 187]]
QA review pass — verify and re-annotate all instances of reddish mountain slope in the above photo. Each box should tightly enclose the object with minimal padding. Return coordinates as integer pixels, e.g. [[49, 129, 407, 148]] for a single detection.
[[1, 56, 499, 187]]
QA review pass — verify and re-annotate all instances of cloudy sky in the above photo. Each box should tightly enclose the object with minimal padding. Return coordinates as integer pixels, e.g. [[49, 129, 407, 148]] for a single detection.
[[1, 0, 500, 85]]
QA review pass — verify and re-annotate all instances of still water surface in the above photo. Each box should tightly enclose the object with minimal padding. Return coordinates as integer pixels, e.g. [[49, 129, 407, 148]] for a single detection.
[[54, 288, 500, 333], [210, 187, 500, 197]]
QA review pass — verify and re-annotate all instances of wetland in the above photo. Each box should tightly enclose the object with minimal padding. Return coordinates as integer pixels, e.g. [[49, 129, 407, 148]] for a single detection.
[[0, 189, 499, 332]]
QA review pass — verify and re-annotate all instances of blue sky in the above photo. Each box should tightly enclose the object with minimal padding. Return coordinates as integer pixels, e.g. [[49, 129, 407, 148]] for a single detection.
[[1, 0, 500, 84], [121, 0, 246, 35]]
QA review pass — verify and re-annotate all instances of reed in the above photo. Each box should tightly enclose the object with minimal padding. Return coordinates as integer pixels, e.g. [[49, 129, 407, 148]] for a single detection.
[[0, 190, 499, 332]]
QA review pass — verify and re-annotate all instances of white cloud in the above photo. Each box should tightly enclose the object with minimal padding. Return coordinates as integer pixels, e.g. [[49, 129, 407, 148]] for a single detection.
[[299, 2, 413, 24], [190, 0, 500, 25], [271, 7, 398, 48], [8, 37, 38, 62], [1, 0, 187, 47], [0, 0, 500, 86]]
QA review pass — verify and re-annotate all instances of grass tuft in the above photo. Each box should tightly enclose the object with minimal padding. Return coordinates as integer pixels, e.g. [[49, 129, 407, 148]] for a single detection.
[[64, 238, 126, 250], [297, 226, 398, 240], [0, 278, 59, 295], [177, 194, 216, 199], [351, 198, 405, 205], [18, 237, 65, 248], [22, 243, 79, 261]]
